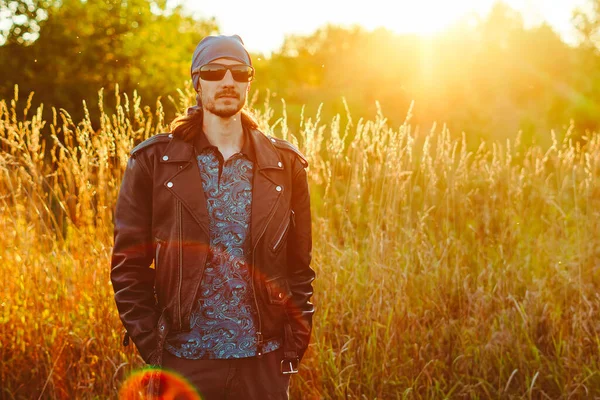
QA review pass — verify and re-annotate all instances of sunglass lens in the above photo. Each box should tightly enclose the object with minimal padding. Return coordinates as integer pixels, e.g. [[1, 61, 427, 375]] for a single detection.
[[230, 66, 253, 82], [199, 65, 227, 81]]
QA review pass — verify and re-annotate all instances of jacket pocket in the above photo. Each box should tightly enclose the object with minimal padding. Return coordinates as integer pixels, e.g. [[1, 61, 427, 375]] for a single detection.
[[156, 307, 171, 342], [153, 238, 166, 307], [271, 210, 293, 254], [154, 237, 166, 272], [265, 275, 292, 306]]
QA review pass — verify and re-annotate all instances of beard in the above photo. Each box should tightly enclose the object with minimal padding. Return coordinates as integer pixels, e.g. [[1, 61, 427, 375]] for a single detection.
[[201, 89, 246, 118]]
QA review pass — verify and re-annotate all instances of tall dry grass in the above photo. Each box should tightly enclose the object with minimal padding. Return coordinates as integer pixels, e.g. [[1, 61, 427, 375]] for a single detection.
[[1, 84, 600, 399]]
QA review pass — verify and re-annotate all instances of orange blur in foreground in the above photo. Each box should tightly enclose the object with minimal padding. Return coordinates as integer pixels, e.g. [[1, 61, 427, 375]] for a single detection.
[[119, 368, 201, 400]]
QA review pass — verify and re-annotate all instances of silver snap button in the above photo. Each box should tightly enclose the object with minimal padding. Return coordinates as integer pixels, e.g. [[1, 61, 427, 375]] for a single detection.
[[160, 325, 164, 331], [168, 133, 173, 138], [162, 155, 169, 161], [277, 161, 283, 168], [275, 186, 282, 192], [167, 182, 173, 188], [270, 138, 276, 143]]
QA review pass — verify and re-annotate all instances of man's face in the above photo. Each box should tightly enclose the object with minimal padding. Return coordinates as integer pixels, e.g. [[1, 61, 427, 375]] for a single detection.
[[198, 58, 251, 118]]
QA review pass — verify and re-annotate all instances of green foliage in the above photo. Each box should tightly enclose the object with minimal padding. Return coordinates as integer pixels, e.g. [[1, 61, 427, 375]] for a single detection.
[[3, 0, 600, 145], [0, 0, 55, 45], [0, 0, 217, 124]]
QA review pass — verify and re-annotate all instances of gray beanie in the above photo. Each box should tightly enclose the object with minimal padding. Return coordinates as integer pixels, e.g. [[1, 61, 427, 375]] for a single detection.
[[190, 34, 252, 92]]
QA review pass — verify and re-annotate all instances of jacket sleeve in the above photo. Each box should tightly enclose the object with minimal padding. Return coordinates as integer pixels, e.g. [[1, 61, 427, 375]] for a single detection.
[[111, 153, 160, 364], [286, 157, 316, 361]]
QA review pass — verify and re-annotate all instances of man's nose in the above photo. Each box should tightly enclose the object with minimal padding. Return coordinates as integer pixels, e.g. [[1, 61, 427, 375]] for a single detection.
[[221, 70, 235, 86]]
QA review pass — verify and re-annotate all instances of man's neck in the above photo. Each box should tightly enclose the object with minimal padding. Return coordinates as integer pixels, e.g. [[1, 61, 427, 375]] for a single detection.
[[202, 110, 244, 161]]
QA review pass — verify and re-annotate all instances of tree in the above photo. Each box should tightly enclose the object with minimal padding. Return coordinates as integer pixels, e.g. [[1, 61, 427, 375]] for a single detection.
[[0, 0, 218, 125], [570, 0, 600, 132], [573, 0, 600, 50], [253, 2, 581, 144], [0, 0, 55, 45]]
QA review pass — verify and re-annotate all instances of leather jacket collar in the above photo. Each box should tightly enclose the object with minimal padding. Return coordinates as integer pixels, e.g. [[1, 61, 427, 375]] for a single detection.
[[158, 128, 283, 171]]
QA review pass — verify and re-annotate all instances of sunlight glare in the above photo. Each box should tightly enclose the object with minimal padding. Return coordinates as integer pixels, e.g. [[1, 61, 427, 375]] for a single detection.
[[186, 0, 586, 54], [341, 0, 490, 35]]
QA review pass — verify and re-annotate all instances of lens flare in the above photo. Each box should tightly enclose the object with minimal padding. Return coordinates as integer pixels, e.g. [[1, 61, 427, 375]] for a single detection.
[[119, 368, 201, 400]]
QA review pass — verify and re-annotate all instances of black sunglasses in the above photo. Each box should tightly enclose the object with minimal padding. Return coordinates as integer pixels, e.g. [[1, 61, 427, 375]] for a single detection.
[[193, 63, 255, 82]]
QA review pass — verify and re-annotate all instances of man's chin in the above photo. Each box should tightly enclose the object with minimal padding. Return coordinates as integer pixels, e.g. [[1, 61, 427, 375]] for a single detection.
[[216, 110, 241, 118], [207, 106, 242, 119]]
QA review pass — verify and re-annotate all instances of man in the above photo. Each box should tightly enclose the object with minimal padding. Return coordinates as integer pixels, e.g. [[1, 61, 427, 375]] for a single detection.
[[110, 35, 315, 399]]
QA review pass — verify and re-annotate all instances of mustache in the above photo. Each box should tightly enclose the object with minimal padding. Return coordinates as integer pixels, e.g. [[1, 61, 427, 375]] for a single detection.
[[216, 90, 239, 99]]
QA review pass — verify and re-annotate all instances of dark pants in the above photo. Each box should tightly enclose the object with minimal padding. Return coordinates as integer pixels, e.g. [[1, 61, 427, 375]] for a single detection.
[[159, 347, 291, 400]]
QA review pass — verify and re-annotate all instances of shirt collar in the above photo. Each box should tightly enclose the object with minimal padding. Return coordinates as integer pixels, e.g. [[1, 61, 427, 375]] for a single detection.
[[194, 124, 256, 163]]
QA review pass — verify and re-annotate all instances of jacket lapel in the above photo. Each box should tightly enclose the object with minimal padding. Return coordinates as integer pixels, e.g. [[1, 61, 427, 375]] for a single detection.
[[249, 129, 285, 249], [161, 137, 210, 236], [160, 129, 285, 246]]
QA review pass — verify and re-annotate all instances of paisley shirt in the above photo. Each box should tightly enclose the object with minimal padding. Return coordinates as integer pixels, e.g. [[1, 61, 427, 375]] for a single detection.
[[164, 127, 281, 359]]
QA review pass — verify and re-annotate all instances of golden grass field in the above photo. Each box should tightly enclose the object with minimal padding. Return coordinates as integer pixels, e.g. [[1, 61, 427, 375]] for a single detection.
[[1, 85, 600, 399]]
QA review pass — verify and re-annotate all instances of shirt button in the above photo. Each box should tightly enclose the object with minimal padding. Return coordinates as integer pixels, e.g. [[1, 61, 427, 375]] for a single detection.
[[166, 182, 173, 188], [277, 161, 283, 168], [276, 186, 282, 192], [162, 155, 169, 161]]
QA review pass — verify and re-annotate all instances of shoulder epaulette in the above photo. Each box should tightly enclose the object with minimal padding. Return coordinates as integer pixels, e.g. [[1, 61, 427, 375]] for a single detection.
[[270, 136, 308, 168], [130, 133, 173, 156]]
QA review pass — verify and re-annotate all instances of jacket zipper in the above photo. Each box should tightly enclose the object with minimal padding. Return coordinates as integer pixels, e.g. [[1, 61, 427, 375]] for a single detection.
[[177, 200, 183, 331], [251, 188, 281, 357]]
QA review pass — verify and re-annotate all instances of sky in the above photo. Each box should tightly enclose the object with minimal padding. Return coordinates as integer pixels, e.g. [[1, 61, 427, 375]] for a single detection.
[[178, 0, 590, 55]]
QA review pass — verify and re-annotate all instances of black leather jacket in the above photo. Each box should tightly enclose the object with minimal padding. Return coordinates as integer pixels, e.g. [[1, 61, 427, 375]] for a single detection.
[[110, 128, 315, 367]]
